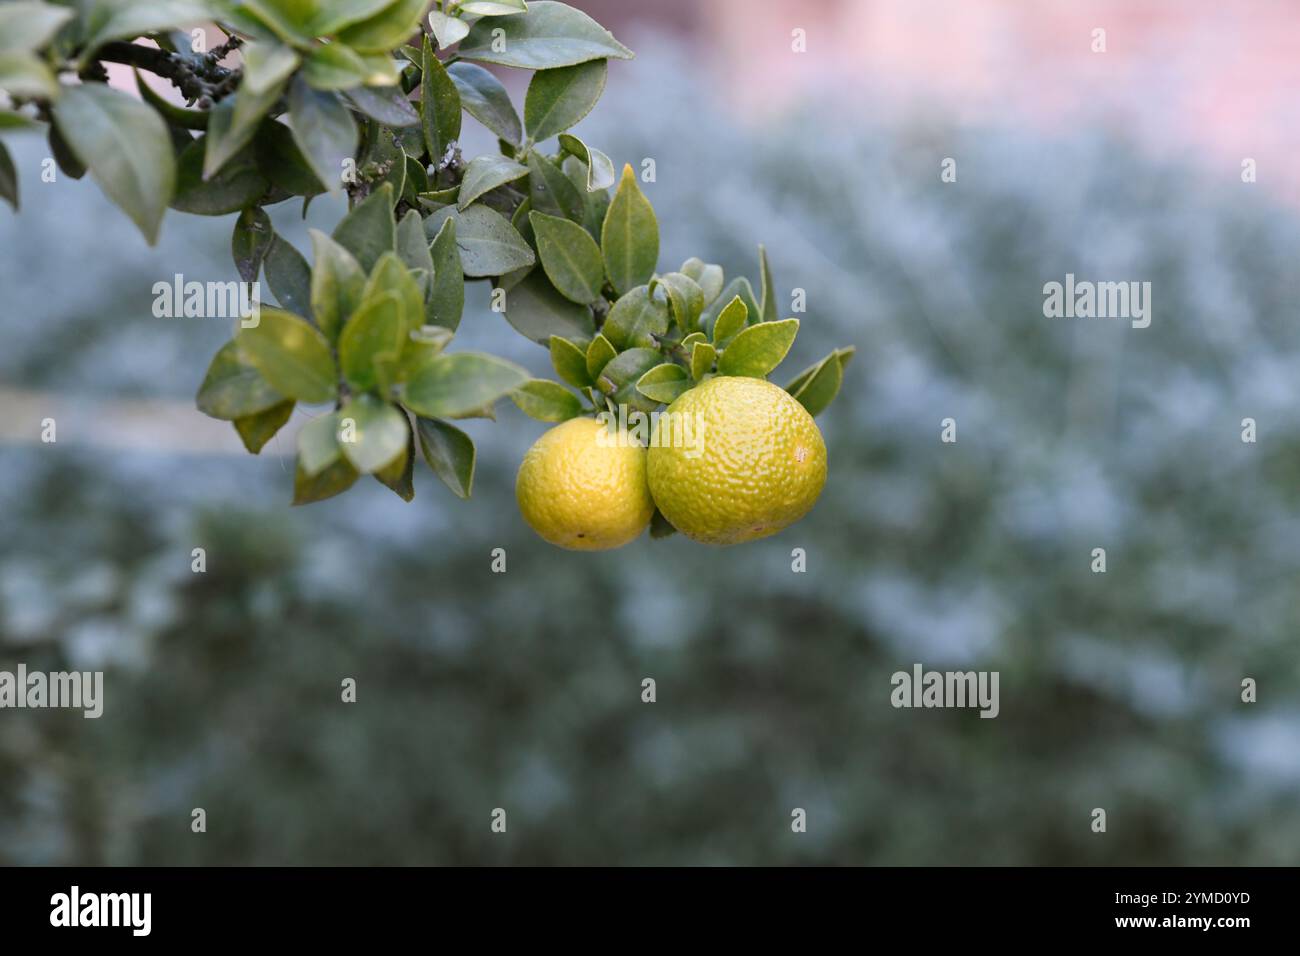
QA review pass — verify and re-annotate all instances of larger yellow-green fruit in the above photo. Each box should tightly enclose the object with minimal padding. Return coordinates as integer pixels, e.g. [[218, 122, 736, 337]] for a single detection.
[[516, 416, 655, 551], [647, 377, 827, 545]]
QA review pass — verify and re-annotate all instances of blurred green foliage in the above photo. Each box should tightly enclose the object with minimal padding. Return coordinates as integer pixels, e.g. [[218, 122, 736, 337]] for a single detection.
[[3, 40, 1300, 865]]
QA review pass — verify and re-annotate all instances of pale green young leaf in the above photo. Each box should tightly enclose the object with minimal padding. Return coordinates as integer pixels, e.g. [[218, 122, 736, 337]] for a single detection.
[[309, 227, 366, 343], [603, 284, 668, 350], [549, 335, 592, 388], [401, 352, 530, 419], [338, 290, 404, 392], [717, 318, 799, 378], [238, 307, 337, 403], [337, 394, 409, 473], [510, 379, 583, 422], [635, 363, 689, 404], [690, 339, 716, 381], [601, 163, 657, 295], [196, 339, 286, 420], [585, 332, 616, 380]]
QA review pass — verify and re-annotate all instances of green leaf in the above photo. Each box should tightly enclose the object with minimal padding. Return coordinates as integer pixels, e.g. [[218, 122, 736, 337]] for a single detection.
[[338, 290, 404, 392], [548, 335, 592, 388], [309, 227, 367, 343], [717, 317, 799, 378], [557, 133, 615, 190], [47, 124, 84, 179], [333, 181, 396, 272], [303, 42, 378, 90], [52, 84, 175, 245], [264, 235, 314, 318], [196, 339, 286, 420], [680, 256, 724, 307], [0, 50, 58, 99], [134, 68, 207, 129], [459, 0, 528, 14], [655, 271, 704, 336], [238, 307, 337, 403], [603, 284, 668, 350], [337, 394, 409, 473], [601, 163, 657, 295], [501, 268, 594, 344], [173, 135, 268, 215], [401, 352, 529, 418], [337, 0, 429, 53], [415, 416, 475, 498], [594, 347, 661, 412], [292, 455, 360, 505], [757, 244, 778, 324], [373, 415, 416, 500], [0, 110, 38, 131], [396, 207, 434, 273], [710, 294, 748, 350], [204, 78, 284, 179], [363, 250, 423, 341], [785, 347, 853, 418], [459, 0, 633, 69], [0, 2, 74, 52], [423, 203, 535, 277], [255, 118, 328, 196], [343, 85, 420, 127], [0, 142, 18, 212], [428, 9, 471, 49], [457, 154, 529, 209], [231, 208, 274, 282], [233, 400, 295, 453], [510, 379, 583, 422], [428, 215, 465, 329], [689, 339, 715, 381], [446, 61, 522, 145], [397, 325, 454, 382], [526, 150, 583, 222], [635, 363, 689, 404], [530, 210, 604, 304], [241, 40, 301, 95], [421, 35, 462, 166], [297, 411, 342, 477], [77, 0, 212, 66], [287, 76, 358, 192], [585, 332, 616, 380], [524, 59, 606, 143], [703, 276, 760, 336]]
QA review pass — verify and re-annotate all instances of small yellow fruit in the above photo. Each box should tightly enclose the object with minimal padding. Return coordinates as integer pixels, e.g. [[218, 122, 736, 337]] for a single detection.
[[647, 376, 826, 545], [516, 416, 655, 551]]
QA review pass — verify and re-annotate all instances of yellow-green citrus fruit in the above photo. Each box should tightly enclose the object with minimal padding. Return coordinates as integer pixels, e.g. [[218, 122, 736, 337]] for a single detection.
[[516, 416, 655, 551], [647, 376, 827, 545]]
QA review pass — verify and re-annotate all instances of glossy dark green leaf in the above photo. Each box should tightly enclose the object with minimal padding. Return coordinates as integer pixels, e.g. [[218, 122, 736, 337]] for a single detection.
[[332, 181, 396, 272], [52, 84, 175, 244], [601, 163, 657, 295], [502, 268, 595, 344], [717, 317, 799, 378], [255, 118, 328, 196], [47, 124, 84, 179], [548, 334, 592, 388], [204, 74, 284, 178], [649, 508, 678, 539], [337, 394, 409, 473], [233, 207, 274, 283], [557, 133, 615, 190], [309, 227, 366, 343], [458, 0, 633, 69], [446, 61, 522, 145], [785, 346, 854, 418], [423, 203, 535, 277], [373, 413, 416, 500], [421, 35, 461, 166], [264, 235, 314, 319], [287, 76, 358, 192], [415, 416, 476, 498], [524, 59, 606, 143], [338, 290, 404, 392], [527, 150, 583, 221], [233, 399, 295, 453], [602, 284, 668, 350], [238, 307, 337, 403], [396, 207, 434, 273], [510, 379, 583, 422], [635, 363, 689, 404], [401, 352, 529, 419], [458, 154, 529, 209], [173, 136, 269, 215], [196, 339, 285, 420], [292, 456, 359, 505], [530, 210, 604, 304], [428, 215, 465, 329]]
